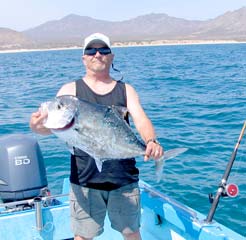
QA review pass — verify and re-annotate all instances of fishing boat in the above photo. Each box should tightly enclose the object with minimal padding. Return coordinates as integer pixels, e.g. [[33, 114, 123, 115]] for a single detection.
[[0, 133, 245, 240]]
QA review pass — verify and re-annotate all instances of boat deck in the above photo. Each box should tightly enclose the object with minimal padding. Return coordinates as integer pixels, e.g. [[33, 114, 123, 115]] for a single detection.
[[0, 178, 244, 240]]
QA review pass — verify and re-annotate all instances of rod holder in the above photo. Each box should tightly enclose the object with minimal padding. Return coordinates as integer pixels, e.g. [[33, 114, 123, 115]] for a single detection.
[[34, 197, 43, 231]]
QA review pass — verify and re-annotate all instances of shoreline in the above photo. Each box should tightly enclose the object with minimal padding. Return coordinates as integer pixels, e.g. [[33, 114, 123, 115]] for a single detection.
[[0, 39, 245, 54]]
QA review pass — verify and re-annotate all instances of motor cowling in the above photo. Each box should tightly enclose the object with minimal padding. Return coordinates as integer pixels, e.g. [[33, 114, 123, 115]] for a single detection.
[[0, 134, 48, 203]]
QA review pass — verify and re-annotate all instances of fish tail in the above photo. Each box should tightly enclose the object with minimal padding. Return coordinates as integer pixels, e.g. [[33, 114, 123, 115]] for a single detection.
[[155, 157, 164, 183], [154, 147, 188, 183]]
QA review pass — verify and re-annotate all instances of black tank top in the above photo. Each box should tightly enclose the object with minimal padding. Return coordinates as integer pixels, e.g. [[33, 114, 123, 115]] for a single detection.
[[70, 79, 139, 190]]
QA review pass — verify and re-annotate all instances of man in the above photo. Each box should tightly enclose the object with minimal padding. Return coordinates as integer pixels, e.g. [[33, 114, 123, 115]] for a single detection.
[[30, 33, 164, 240]]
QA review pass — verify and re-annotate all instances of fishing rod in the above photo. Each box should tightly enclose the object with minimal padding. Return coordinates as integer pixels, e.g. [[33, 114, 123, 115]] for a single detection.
[[205, 121, 246, 223]]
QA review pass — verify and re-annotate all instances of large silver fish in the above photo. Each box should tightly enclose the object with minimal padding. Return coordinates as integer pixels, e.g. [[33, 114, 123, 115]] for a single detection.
[[41, 95, 187, 182]]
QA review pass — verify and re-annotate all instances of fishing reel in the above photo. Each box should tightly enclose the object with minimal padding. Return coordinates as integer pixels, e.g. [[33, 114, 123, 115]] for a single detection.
[[209, 183, 239, 203], [225, 183, 239, 198]]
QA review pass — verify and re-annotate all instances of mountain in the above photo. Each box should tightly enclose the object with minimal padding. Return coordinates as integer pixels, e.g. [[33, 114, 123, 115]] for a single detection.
[[23, 7, 246, 47], [23, 13, 204, 45], [0, 28, 34, 50], [22, 15, 113, 46], [189, 7, 246, 40], [0, 7, 245, 51]]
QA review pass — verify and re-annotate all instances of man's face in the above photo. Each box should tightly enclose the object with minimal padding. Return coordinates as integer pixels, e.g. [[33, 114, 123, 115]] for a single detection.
[[82, 43, 114, 73]]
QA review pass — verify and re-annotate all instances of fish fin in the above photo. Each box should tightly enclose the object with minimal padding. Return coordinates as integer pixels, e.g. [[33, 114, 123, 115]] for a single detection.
[[162, 148, 188, 161], [111, 105, 129, 119], [66, 144, 75, 154], [94, 158, 103, 172], [155, 148, 188, 183]]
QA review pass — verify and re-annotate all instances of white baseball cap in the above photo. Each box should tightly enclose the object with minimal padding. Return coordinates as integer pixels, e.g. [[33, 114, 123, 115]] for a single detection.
[[83, 33, 111, 53]]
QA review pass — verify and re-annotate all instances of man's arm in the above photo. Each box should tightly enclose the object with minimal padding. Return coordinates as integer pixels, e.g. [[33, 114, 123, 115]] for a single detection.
[[125, 84, 164, 161]]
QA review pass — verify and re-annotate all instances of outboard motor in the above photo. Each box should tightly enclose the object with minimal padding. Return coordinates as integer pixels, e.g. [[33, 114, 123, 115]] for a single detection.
[[0, 134, 48, 203]]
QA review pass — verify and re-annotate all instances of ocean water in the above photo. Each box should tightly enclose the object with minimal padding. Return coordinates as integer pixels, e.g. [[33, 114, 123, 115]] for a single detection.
[[0, 44, 246, 236]]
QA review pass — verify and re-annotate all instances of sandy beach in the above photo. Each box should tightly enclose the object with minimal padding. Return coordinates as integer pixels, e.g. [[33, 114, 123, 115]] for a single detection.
[[0, 39, 245, 54]]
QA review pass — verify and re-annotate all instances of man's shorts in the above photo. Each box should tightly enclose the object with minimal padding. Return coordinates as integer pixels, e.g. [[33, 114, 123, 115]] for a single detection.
[[70, 182, 141, 238]]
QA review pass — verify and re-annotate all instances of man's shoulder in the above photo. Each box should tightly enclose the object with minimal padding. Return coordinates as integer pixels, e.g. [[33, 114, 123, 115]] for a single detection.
[[124, 83, 139, 102], [57, 81, 76, 96], [124, 82, 136, 92], [62, 81, 76, 88]]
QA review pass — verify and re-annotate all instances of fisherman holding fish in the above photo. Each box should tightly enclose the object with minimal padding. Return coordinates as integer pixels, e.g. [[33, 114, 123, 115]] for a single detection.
[[30, 33, 164, 240]]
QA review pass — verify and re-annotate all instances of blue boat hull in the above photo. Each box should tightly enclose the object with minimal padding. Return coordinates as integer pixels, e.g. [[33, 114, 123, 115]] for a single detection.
[[0, 178, 244, 240]]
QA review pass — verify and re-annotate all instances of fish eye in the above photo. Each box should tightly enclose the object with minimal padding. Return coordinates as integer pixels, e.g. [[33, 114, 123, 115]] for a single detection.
[[57, 103, 63, 110]]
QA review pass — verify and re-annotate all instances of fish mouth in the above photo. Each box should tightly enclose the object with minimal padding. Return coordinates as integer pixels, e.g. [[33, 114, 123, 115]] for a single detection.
[[52, 117, 75, 131]]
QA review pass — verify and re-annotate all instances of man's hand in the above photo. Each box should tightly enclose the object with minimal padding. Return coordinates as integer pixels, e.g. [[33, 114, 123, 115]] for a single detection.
[[30, 109, 51, 135], [144, 140, 164, 161]]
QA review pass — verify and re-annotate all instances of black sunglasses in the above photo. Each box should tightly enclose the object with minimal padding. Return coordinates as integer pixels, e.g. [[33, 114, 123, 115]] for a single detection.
[[84, 47, 111, 56]]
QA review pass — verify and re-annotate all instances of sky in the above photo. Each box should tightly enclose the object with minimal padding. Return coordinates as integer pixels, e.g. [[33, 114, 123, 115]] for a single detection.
[[1, 0, 246, 31]]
